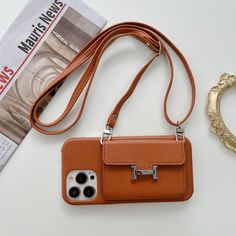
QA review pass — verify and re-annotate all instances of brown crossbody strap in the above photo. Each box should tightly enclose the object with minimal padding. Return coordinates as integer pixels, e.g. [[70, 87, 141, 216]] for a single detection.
[[30, 22, 196, 135]]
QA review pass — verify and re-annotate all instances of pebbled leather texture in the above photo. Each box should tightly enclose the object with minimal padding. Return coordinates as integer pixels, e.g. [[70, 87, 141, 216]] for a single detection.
[[62, 136, 193, 205]]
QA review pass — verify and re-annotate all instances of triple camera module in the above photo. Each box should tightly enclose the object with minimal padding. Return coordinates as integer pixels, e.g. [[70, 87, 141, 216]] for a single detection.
[[67, 170, 97, 201]]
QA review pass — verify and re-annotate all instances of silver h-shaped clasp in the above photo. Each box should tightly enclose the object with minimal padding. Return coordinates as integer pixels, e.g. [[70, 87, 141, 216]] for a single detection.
[[131, 165, 159, 180]]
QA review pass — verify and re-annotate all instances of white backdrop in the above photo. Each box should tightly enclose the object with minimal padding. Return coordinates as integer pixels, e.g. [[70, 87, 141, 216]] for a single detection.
[[0, 0, 236, 235]]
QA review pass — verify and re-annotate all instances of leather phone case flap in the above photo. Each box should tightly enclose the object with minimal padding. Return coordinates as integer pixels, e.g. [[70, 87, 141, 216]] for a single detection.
[[103, 139, 186, 201]]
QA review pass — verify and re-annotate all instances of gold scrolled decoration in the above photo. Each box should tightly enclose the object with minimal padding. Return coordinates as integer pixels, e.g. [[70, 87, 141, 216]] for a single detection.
[[206, 73, 236, 153]]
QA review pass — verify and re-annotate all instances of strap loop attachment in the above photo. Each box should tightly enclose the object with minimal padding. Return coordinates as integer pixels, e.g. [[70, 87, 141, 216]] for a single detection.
[[100, 126, 113, 144], [175, 123, 185, 142]]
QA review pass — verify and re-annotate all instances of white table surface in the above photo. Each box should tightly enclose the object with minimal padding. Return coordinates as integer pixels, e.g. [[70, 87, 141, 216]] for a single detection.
[[1, 0, 236, 235]]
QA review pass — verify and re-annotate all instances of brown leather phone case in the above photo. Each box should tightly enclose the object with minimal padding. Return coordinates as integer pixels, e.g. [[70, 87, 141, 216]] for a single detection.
[[62, 136, 193, 205], [30, 22, 196, 205]]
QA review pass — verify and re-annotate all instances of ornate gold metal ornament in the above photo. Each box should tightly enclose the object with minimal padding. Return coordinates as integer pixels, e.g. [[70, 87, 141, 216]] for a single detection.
[[206, 73, 236, 153]]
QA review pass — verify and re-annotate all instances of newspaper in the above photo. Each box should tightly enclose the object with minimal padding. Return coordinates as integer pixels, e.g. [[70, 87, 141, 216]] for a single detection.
[[0, 0, 106, 171]]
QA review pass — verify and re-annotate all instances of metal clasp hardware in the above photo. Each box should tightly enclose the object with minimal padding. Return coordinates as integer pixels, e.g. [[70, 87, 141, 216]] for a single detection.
[[131, 165, 159, 180], [175, 125, 185, 142], [100, 126, 113, 145]]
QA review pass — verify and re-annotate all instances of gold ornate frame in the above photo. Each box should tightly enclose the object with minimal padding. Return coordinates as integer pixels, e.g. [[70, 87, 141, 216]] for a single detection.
[[206, 73, 236, 153]]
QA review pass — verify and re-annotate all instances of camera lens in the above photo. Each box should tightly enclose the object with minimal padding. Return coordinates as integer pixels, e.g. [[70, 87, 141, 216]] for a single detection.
[[83, 186, 95, 198], [69, 187, 80, 198], [76, 173, 87, 184]]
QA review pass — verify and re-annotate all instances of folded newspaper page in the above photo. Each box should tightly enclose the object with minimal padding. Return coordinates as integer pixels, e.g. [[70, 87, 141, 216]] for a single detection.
[[0, 0, 106, 170]]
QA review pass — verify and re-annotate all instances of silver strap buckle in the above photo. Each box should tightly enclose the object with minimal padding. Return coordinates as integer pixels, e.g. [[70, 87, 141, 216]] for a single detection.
[[100, 126, 113, 145], [131, 165, 159, 180], [175, 125, 185, 142]]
